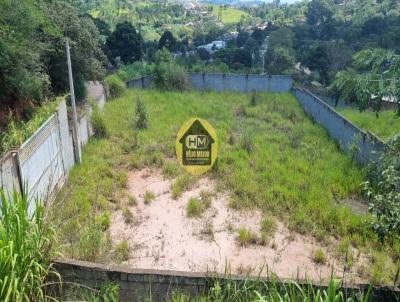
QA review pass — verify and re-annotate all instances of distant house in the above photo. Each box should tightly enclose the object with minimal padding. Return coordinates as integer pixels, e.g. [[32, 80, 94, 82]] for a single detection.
[[197, 40, 226, 53]]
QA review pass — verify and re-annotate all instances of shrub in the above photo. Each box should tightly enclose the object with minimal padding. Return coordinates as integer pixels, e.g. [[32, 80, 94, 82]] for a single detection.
[[364, 135, 400, 242], [0, 190, 56, 301], [313, 249, 326, 264], [135, 97, 148, 129], [106, 74, 126, 98], [91, 106, 108, 138], [113, 240, 130, 263], [153, 49, 188, 91], [143, 191, 155, 204], [128, 195, 137, 206]]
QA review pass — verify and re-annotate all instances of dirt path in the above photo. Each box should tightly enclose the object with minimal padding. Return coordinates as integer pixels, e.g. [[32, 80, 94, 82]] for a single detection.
[[110, 168, 366, 284]]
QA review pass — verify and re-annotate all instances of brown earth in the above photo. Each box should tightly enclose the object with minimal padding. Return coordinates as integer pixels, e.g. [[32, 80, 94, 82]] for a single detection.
[[109, 168, 367, 284]]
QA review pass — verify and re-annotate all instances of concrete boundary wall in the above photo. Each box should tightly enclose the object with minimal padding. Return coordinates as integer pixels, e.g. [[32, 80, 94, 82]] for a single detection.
[[53, 258, 399, 302], [292, 87, 385, 165], [126, 73, 293, 93], [0, 83, 106, 200]]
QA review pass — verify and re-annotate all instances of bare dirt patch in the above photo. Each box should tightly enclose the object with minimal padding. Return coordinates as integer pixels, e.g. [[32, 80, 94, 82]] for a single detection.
[[110, 168, 367, 283]]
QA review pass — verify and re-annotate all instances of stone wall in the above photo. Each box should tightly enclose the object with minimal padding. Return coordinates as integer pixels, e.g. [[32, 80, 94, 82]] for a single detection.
[[53, 258, 399, 302]]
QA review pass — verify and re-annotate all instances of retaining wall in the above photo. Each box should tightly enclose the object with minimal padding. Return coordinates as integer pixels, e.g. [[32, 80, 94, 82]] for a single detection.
[[53, 258, 399, 302], [126, 73, 293, 93], [293, 87, 385, 165]]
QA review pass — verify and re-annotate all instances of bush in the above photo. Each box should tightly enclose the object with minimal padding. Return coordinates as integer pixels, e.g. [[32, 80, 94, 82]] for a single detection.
[[364, 135, 400, 242], [0, 190, 56, 301], [106, 74, 126, 98], [91, 106, 108, 138], [152, 49, 188, 91]]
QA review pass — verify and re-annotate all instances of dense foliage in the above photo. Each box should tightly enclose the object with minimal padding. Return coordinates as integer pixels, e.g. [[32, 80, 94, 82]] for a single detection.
[[0, 0, 105, 125], [364, 135, 400, 241]]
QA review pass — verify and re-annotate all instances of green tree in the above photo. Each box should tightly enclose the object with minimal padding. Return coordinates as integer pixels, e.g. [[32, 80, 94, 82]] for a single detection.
[[106, 21, 143, 64], [158, 30, 177, 52], [0, 0, 49, 106], [43, 1, 106, 101]]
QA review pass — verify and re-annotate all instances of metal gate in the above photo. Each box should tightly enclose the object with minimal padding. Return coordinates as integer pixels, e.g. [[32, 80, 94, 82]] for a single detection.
[[18, 113, 65, 213]]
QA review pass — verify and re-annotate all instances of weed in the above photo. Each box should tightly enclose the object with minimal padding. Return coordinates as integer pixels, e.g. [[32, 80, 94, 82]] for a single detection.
[[250, 90, 257, 107], [113, 240, 130, 263], [122, 207, 134, 224], [143, 190, 155, 204], [313, 249, 326, 264], [199, 190, 213, 209], [135, 97, 148, 129], [241, 131, 254, 153], [128, 195, 137, 206], [237, 227, 258, 246], [91, 106, 108, 138], [95, 211, 110, 231], [260, 215, 277, 241], [200, 220, 215, 241], [0, 190, 57, 301], [171, 174, 196, 199], [78, 220, 105, 262], [186, 197, 203, 217], [162, 161, 179, 179]]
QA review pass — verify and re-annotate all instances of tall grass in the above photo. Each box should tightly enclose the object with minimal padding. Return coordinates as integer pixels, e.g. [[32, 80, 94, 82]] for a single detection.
[[0, 190, 56, 301], [336, 107, 400, 141], [168, 276, 372, 302]]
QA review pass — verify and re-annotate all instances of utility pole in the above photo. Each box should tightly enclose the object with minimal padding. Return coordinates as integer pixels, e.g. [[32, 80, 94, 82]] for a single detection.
[[66, 39, 81, 164]]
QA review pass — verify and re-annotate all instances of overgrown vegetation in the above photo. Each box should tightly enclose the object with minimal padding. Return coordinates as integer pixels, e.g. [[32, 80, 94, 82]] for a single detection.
[[0, 98, 61, 154], [168, 276, 373, 302], [106, 75, 126, 99], [336, 107, 400, 141], [51, 89, 400, 285], [0, 190, 56, 302]]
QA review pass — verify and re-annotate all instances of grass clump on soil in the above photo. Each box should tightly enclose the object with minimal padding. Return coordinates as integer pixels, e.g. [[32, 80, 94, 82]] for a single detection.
[[113, 240, 130, 263], [186, 197, 203, 217], [51, 89, 399, 285], [260, 215, 277, 241], [313, 249, 326, 265], [122, 207, 135, 224], [171, 174, 197, 199], [237, 227, 258, 246], [143, 190, 155, 204]]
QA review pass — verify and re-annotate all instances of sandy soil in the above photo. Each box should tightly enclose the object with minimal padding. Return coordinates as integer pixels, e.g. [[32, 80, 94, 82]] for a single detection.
[[110, 168, 366, 283]]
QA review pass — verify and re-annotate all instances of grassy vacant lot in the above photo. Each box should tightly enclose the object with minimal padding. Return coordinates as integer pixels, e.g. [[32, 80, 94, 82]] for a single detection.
[[50, 89, 399, 285], [337, 107, 400, 141], [210, 4, 249, 24]]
